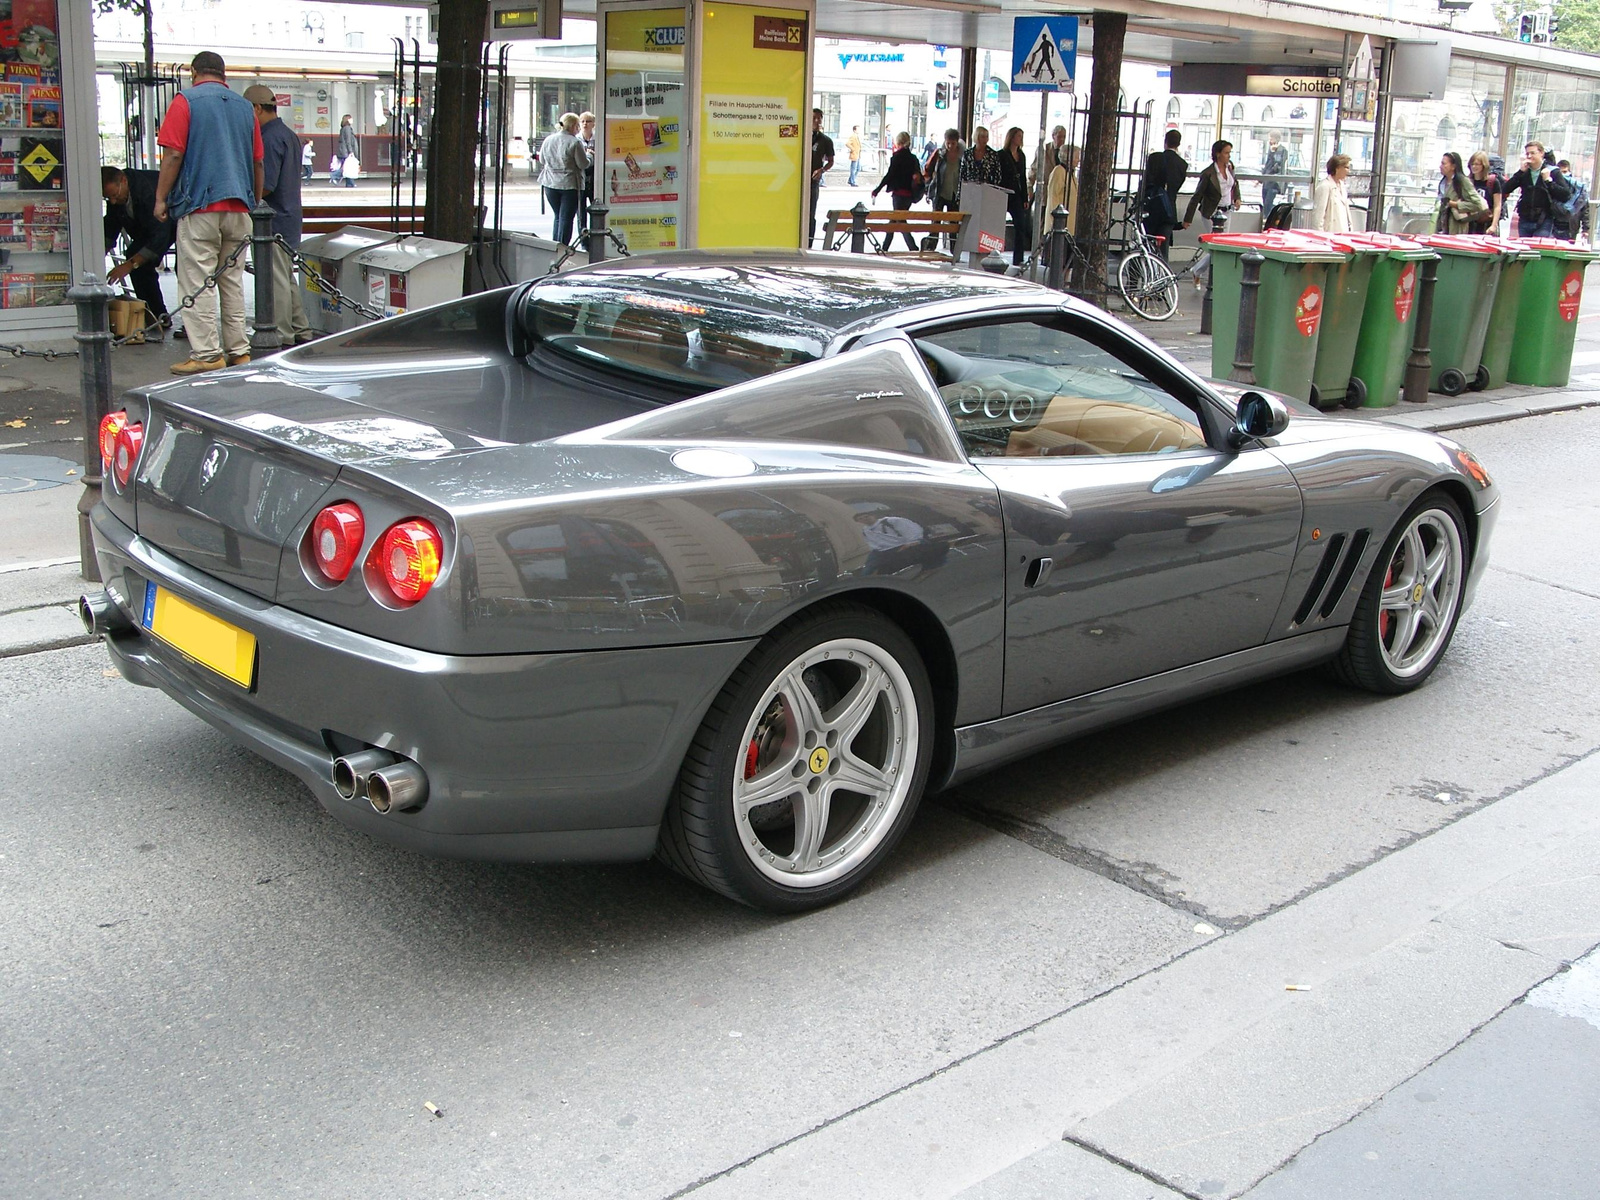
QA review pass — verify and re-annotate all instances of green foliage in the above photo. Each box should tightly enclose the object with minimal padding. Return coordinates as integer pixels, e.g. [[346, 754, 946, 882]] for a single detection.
[[94, 0, 150, 14], [1553, 0, 1600, 51]]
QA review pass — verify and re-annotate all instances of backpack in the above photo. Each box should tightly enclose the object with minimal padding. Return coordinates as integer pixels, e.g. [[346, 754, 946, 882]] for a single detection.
[[1562, 179, 1589, 229], [909, 173, 927, 205]]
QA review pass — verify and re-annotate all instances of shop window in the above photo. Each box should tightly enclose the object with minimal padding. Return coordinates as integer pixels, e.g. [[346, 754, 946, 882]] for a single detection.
[[1, 0, 70, 312]]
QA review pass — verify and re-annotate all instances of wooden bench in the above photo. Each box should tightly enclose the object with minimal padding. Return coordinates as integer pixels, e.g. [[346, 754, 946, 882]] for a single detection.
[[302, 204, 425, 237], [822, 208, 969, 264]]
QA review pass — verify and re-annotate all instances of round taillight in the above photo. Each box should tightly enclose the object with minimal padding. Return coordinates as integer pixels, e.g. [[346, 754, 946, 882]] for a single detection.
[[112, 423, 143, 490], [99, 411, 128, 473], [371, 519, 442, 605], [310, 501, 365, 583]]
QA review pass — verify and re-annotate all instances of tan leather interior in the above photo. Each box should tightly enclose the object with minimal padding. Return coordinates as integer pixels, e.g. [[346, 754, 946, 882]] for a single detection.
[[1005, 394, 1205, 457]]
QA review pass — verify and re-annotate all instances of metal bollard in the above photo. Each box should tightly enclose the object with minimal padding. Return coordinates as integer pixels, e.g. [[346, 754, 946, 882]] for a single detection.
[[68, 273, 116, 582], [1403, 256, 1440, 404], [1228, 249, 1265, 385], [849, 202, 869, 255], [1199, 208, 1228, 336], [1045, 205, 1069, 292], [249, 201, 282, 354], [587, 205, 610, 265]]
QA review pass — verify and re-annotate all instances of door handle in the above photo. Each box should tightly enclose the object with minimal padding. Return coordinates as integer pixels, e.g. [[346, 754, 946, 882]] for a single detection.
[[1024, 556, 1055, 588]]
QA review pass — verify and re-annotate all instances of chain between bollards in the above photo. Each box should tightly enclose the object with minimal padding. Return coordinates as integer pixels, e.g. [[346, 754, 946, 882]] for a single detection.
[[1045, 205, 1069, 292], [1228, 248, 1264, 385], [1199, 208, 1228, 336], [849, 202, 869, 255], [68, 273, 117, 582], [1403, 255, 1440, 404], [249, 201, 282, 354]]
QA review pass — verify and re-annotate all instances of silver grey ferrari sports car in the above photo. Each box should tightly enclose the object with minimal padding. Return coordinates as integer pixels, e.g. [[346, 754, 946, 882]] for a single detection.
[[82, 251, 1498, 910]]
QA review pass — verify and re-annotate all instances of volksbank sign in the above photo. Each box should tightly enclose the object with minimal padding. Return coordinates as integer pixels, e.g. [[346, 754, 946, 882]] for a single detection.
[[837, 52, 905, 68]]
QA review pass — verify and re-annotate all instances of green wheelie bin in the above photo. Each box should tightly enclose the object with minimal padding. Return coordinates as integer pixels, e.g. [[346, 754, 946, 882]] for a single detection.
[[1297, 232, 1383, 409], [1417, 234, 1508, 395], [1327, 232, 1435, 409], [1475, 237, 1540, 390], [1204, 231, 1351, 404], [1507, 237, 1600, 387]]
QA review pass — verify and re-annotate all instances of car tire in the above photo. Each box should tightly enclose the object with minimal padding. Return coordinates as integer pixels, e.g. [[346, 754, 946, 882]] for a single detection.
[[657, 602, 935, 911], [1331, 490, 1468, 695]]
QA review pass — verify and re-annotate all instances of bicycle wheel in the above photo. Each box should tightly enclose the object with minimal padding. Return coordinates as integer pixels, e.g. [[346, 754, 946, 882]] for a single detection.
[[1118, 252, 1179, 321]]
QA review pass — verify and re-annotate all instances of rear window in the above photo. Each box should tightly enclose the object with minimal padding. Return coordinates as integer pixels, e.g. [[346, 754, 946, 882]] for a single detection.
[[525, 281, 825, 390]]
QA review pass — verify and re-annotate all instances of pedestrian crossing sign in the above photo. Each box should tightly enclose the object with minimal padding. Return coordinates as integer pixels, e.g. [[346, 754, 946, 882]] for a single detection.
[[1011, 16, 1078, 93]]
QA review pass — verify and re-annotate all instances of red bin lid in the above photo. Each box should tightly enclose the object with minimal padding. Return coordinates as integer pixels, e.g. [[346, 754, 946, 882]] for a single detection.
[[1417, 234, 1504, 256]]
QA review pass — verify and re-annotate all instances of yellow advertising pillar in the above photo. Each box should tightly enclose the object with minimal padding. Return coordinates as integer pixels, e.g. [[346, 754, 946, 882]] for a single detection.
[[595, 0, 815, 251]]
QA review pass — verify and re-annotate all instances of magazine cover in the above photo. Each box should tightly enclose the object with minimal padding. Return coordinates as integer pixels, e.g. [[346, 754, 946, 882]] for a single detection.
[[1, 1, 62, 72], [0, 81, 22, 128], [24, 82, 58, 128], [33, 268, 66, 305], [16, 133, 60, 189], [3, 271, 35, 308]]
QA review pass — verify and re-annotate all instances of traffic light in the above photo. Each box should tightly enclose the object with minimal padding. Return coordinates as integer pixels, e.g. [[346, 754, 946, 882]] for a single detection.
[[1548, 11, 1560, 41], [935, 82, 949, 109], [1519, 12, 1534, 41]]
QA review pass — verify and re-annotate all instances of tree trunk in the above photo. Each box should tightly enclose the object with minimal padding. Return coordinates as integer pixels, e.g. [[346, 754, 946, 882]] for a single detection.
[[1072, 12, 1126, 296], [426, 0, 489, 243]]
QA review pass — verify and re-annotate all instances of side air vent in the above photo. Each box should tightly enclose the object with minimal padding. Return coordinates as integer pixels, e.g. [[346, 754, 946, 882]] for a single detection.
[[1292, 533, 1347, 627], [1319, 528, 1372, 619]]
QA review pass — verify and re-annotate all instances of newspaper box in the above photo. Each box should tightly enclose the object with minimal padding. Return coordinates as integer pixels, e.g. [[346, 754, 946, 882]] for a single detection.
[[296, 226, 401, 334], [353, 236, 469, 319], [957, 181, 1009, 260]]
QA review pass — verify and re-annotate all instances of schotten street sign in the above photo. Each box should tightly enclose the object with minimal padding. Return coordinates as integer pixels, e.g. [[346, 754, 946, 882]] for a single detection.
[[1011, 15, 1078, 92]]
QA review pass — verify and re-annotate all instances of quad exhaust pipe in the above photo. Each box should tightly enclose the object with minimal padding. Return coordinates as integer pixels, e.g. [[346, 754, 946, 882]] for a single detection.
[[332, 749, 429, 814], [78, 591, 132, 638]]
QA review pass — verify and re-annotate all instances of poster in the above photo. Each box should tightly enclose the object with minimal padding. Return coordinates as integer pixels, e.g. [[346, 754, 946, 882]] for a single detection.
[[603, 7, 685, 253], [696, 4, 808, 248]]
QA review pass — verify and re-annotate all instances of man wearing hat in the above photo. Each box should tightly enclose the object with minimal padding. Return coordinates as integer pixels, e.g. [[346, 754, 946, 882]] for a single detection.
[[245, 84, 313, 344], [153, 51, 264, 374]]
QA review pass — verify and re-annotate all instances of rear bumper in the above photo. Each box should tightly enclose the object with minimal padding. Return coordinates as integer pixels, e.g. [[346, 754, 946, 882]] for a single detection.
[[90, 505, 756, 863]]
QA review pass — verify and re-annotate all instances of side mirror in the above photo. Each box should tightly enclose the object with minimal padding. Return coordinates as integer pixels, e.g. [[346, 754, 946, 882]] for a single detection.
[[1229, 390, 1290, 448]]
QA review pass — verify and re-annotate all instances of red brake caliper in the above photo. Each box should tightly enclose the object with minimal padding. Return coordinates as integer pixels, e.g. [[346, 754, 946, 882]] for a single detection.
[[744, 738, 761, 780], [1379, 563, 1394, 642]]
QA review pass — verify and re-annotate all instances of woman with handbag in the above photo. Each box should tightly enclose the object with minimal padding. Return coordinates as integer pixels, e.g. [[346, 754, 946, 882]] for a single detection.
[[1311, 155, 1355, 232], [1436, 152, 1487, 233], [872, 131, 924, 251], [1467, 151, 1503, 234]]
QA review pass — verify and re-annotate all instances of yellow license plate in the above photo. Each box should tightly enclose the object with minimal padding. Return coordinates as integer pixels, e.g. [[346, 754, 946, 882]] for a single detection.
[[141, 583, 257, 688]]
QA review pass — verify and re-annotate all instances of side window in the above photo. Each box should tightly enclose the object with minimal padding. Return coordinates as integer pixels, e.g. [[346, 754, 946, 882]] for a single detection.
[[914, 320, 1208, 460]]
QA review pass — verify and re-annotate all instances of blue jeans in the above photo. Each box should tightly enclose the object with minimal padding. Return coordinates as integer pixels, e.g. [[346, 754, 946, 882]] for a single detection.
[[1520, 215, 1555, 238], [546, 187, 581, 245], [848, 159, 860, 186]]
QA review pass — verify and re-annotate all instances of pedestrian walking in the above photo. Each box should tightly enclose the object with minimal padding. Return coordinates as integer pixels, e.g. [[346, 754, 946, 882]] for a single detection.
[[1310, 154, 1354, 233], [336, 114, 358, 187], [1182, 139, 1241, 230], [808, 109, 835, 247], [1436, 151, 1487, 234], [101, 164, 176, 337], [1466, 151, 1503, 234], [153, 51, 263, 375], [1141, 128, 1187, 259], [999, 126, 1032, 271], [300, 140, 313, 181], [846, 125, 862, 187], [578, 111, 597, 229], [871, 131, 923, 251], [1555, 159, 1589, 243], [1043, 144, 1079, 272], [1030, 124, 1067, 194], [959, 126, 1003, 186], [924, 128, 964, 251], [537, 112, 588, 246], [1501, 141, 1571, 239], [1260, 132, 1287, 214], [244, 84, 312, 345]]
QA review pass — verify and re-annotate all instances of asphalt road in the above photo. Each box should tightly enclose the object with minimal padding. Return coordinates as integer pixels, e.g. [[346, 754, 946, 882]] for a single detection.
[[2, 408, 1598, 1197]]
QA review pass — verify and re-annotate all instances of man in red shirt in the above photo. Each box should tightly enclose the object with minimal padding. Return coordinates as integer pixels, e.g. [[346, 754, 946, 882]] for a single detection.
[[154, 52, 264, 374]]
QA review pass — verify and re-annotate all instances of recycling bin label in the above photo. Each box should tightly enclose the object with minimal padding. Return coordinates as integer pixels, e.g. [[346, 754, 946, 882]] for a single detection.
[[1394, 264, 1416, 322], [1559, 271, 1583, 322], [1295, 285, 1323, 336]]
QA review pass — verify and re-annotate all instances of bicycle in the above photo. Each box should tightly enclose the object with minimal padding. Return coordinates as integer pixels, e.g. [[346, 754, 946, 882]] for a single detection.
[[1115, 222, 1180, 321]]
